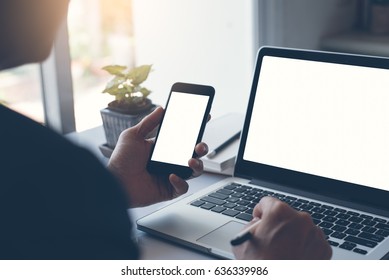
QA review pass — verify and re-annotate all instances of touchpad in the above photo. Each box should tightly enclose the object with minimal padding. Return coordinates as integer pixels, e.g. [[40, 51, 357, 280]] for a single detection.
[[197, 221, 245, 253]]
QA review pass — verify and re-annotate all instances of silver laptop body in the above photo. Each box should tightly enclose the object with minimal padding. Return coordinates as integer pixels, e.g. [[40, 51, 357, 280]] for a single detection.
[[137, 47, 389, 260]]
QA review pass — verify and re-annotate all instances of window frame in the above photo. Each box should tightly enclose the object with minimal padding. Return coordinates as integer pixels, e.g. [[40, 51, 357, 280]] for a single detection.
[[41, 18, 76, 134]]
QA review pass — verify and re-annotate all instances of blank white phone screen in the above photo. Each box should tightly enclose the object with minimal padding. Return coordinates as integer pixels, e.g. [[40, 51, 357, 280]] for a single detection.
[[151, 91, 209, 166]]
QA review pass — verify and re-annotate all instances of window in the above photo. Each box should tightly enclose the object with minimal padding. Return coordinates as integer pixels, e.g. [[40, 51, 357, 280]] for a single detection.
[[68, 0, 135, 131], [0, 64, 44, 123]]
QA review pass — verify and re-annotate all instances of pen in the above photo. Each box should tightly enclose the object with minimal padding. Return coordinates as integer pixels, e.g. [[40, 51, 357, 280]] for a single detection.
[[207, 131, 241, 159], [230, 219, 261, 246]]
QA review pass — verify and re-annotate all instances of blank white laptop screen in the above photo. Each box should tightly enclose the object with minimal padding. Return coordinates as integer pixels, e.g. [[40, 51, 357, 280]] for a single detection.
[[244, 56, 389, 192]]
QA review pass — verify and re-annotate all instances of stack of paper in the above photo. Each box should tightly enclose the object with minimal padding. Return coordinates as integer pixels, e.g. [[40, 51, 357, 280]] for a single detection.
[[201, 113, 244, 175]]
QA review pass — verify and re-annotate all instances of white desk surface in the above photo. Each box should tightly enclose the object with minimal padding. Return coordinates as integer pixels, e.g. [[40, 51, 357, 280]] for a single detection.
[[66, 126, 228, 259]]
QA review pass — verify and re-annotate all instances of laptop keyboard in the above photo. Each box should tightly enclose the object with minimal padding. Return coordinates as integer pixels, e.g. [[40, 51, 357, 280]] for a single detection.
[[190, 182, 389, 256]]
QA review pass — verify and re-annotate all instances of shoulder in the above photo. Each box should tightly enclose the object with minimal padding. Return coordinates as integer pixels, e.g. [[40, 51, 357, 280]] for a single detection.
[[0, 106, 139, 259]]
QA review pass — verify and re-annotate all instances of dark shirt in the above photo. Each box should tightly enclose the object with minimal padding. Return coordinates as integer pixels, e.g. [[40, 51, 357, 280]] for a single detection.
[[0, 105, 139, 259]]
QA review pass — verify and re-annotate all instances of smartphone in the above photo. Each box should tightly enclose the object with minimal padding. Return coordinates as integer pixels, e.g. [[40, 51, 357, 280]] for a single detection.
[[147, 82, 215, 179]]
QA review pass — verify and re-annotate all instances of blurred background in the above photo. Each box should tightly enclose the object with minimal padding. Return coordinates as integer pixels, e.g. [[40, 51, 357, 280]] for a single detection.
[[1, 0, 387, 132]]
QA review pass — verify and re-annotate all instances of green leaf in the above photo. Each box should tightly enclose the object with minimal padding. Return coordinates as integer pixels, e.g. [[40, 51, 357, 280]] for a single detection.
[[102, 65, 127, 76], [124, 84, 135, 93], [115, 91, 127, 102], [103, 77, 125, 94], [127, 64, 152, 85], [140, 87, 151, 97]]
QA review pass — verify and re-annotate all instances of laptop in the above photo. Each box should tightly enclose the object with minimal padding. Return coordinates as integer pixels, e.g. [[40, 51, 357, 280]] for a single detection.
[[137, 47, 389, 260]]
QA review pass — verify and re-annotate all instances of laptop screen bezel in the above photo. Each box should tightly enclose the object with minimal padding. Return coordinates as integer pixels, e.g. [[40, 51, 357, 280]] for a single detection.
[[235, 47, 389, 212]]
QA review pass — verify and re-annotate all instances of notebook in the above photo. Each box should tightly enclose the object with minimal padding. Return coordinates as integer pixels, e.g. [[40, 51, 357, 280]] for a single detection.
[[137, 47, 389, 260], [202, 113, 243, 175]]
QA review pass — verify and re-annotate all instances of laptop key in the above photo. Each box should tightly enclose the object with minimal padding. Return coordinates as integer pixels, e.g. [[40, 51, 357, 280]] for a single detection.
[[291, 201, 302, 208], [361, 219, 376, 227], [237, 200, 250, 206], [376, 223, 389, 231], [226, 197, 240, 203], [331, 225, 347, 233], [217, 188, 234, 195], [331, 231, 347, 239], [201, 196, 225, 205], [349, 223, 364, 230], [323, 216, 337, 223], [360, 214, 373, 220], [349, 216, 363, 223], [309, 201, 321, 207], [201, 203, 216, 210], [345, 236, 378, 248], [345, 228, 360, 236], [209, 192, 229, 200], [191, 200, 204, 207], [311, 213, 325, 220], [236, 213, 253, 222], [224, 202, 237, 208], [248, 202, 257, 208], [323, 210, 338, 216], [222, 209, 240, 217], [319, 221, 333, 229], [300, 204, 314, 211], [231, 193, 244, 198], [334, 208, 347, 213], [211, 206, 227, 213], [312, 207, 326, 213], [262, 191, 274, 195], [234, 205, 248, 212], [373, 217, 387, 223], [347, 210, 360, 216], [339, 242, 356, 251], [361, 226, 376, 234], [335, 219, 350, 227], [328, 240, 339, 247], [376, 229, 389, 237], [312, 218, 321, 225], [247, 190, 261, 196], [224, 184, 239, 190], [336, 213, 351, 220], [243, 195, 256, 202], [358, 232, 384, 243], [322, 228, 334, 236], [353, 248, 368, 255]]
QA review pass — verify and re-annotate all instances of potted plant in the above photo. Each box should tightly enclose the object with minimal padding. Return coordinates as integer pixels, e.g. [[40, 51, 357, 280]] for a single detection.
[[99, 64, 156, 156]]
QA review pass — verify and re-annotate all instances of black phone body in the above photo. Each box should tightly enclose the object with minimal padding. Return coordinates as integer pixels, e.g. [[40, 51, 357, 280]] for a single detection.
[[147, 82, 214, 179]]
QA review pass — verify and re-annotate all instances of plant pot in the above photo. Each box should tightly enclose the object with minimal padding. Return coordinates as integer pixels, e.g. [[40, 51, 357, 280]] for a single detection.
[[100, 103, 157, 150]]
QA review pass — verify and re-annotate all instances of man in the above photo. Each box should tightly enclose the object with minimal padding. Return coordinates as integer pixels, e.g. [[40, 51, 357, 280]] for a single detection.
[[0, 0, 331, 259]]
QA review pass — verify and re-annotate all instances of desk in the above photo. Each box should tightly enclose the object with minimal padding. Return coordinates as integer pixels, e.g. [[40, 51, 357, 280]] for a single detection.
[[66, 126, 228, 259]]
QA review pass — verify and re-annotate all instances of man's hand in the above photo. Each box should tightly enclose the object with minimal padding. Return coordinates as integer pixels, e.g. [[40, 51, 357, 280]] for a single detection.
[[232, 196, 332, 259], [107, 107, 208, 208]]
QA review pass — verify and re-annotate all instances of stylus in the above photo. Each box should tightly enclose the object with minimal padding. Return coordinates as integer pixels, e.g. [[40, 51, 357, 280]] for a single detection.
[[230, 219, 261, 246], [207, 131, 241, 159]]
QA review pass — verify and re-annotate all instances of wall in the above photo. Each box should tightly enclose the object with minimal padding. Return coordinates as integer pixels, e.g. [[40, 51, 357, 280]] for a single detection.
[[132, 0, 258, 117], [131, 0, 359, 116], [261, 0, 359, 49]]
